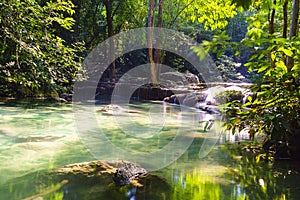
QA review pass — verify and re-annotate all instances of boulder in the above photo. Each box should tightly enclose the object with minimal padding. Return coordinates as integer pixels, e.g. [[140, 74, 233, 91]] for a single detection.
[[201, 86, 225, 105], [224, 85, 253, 104], [163, 94, 186, 104], [160, 72, 189, 86], [182, 93, 199, 107], [160, 72, 200, 87], [184, 73, 200, 84]]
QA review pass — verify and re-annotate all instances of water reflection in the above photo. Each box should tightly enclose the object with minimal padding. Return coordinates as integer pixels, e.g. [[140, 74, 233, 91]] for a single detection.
[[171, 170, 222, 200], [2, 144, 300, 200], [226, 144, 300, 200], [126, 186, 137, 200]]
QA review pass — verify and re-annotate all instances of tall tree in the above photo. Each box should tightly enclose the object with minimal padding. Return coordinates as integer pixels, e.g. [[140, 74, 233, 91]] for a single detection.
[[287, 0, 300, 70], [154, 0, 164, 64], [103, 0, 116, 79], [147, 0, 157, 84], [282, 0, 288, 38]]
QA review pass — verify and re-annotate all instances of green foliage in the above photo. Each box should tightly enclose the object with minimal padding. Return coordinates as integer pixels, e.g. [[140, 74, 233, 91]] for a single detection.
[[215, 90, 244, 104], [194, 31, 233, 59], [222, 1, 300, 158], [215, 55, 245, 82], [226, 12, 248, 42], [71, 0, 148, 49], [184, 0, 237, 30], [231, 0, 253, 10], [163, 0, 235, 30], [0, 0, 84, 97], [172, 170, 222, 200]]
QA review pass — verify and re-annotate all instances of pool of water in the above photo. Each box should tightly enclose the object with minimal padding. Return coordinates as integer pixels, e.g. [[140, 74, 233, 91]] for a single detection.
[[0, 100, 299, 199]]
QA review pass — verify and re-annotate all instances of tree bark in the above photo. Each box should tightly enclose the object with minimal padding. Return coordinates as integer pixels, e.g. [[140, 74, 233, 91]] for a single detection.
[[268, 0, 276, 68], [268, 0, 276, 35], [147, 0, 157, 85], [154, 0, 164, 64], [154, 0, 164, 83], [290, 0, 300, 38], [287, 0, 300, 70], [104, 0, 116, 79], [282, 0, 288, 38]]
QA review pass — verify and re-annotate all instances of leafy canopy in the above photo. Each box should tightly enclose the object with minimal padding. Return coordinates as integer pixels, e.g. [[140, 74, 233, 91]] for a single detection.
[[0, 0, 84, 97]]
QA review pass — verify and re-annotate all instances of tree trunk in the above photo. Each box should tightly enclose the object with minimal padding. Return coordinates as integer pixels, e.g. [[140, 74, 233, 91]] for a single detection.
[[269, 0, 276, 68], [154, 0, 164, 64], [104, 0, 116, 80], [282, 0, 288, 38], [147, 0, 157, 85], [154, 0, 164, 82], [269, 0, 276, 35], [287, 0, 300, 70]]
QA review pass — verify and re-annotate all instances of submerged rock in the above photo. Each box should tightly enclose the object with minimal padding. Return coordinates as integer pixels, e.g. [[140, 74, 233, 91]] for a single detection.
[[99, 104, 125, 115], [98, 104, 142, 116], [53, 160, 148, 187], [15, 135, 65, 143], [113, 161, 147, 187]]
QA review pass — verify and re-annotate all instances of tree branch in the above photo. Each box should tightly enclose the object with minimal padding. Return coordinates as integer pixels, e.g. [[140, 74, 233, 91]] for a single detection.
[[168, 0, 195, 27]]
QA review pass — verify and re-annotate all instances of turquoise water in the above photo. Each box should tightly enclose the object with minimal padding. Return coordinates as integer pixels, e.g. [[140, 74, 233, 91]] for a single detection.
[[0, 100, 299, 199]]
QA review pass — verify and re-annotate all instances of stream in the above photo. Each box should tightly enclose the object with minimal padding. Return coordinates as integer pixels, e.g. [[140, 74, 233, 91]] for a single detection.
[[0, 100, 300, 200]]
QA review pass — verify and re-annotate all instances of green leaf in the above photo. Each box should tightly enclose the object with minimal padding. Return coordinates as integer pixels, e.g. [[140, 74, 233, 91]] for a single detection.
[[244, 62, 252, 67], [278, 47, 293, 57], [247, 95, 252, 102], [270, 53, 276, 61], [275, 61, 287, 73], [257, 65, 269, 73], [257, 91, 266, 97], [291, 64, 300, 71]]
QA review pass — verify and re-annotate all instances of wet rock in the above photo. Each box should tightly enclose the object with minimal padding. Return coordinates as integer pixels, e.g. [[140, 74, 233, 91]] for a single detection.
[[133, 85, 173, 100], [201, 86, 225, 105], [113, 161, 147, 187], [59, 93, 73, 102], [196, 104, 221, 114], [99, 104, 125, 115], [53, 160, 148, 187], [182, 93, 209, 107], [163, 94, 186, 104], [164, 92, 208, 107], [95, 72, 201, 101], [98, 104, 142, 116], [224, 86, 252, 104], [159, 72, 200, 89]]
